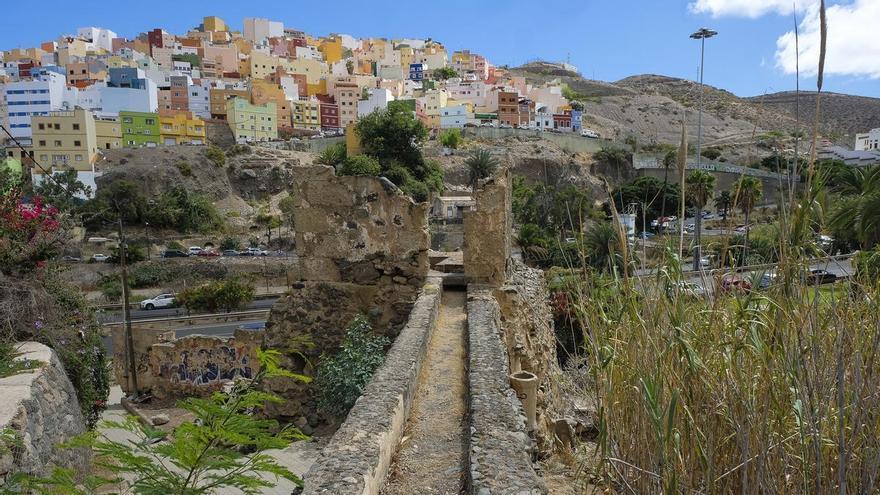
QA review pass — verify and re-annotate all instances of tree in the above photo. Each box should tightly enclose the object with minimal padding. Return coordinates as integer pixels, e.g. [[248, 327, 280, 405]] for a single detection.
[[732, 176, 762, 255], [345, 59, 354, 75], [714, 190, 732, 222], [584, 222, 623, 273], [255, 212, 282, 245], [30, 350, 309, 494], [314, 315, 389, 418], [33, 170, 90, 211], [828, 165, 880, 249], [278, 196, 296, 235], [464, 149, 500, 192], [355, 106, 428, 169], [338, 155, 382, 176], [569, 100, 585, 111], [432, 67, 457, 80], [611, 176, 681, 232], [685, 170, 716, 269], [439, 129, 462, 149], [176, 278, 256, 313], [701, 147, 722, 161]]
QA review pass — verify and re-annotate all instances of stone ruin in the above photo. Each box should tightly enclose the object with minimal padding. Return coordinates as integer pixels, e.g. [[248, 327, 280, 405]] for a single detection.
[[262, 165, 429, 423]]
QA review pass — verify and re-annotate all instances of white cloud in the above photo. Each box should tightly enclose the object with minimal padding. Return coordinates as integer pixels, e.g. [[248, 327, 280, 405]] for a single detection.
[[688, 0, 808, 18], [775, 0, 880, 79]]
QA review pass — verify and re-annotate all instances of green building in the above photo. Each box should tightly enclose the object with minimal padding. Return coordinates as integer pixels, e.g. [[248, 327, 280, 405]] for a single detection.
[[120, 111, 160, 148]]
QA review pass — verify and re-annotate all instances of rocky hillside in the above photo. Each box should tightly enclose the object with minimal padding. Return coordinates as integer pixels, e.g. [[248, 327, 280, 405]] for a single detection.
[[511, 62, 880, 152]]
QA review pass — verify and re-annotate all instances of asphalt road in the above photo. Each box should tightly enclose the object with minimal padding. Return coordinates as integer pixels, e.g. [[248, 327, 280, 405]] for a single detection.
[[98, 297, 278, 324]]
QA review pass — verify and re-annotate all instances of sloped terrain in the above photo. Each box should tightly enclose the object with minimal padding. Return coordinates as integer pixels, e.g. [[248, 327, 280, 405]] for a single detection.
[[746, 91, 880, 142]]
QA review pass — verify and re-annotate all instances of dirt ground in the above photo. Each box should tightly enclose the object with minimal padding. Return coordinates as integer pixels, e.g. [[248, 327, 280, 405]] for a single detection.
[[382, 289, 469, 495]]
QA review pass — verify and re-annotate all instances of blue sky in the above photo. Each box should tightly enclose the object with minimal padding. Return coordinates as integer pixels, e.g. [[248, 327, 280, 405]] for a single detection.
[[2, 0, 877, 98]]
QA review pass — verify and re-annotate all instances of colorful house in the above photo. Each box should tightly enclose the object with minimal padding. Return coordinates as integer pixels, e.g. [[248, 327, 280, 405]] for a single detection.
[[226, 97, 277, 142], [120, 111, 161, 147], [160, 112, 206, 145], [30, 108, 99, 196], [292, 99, 321, 131], [95, 117, 122, 150]]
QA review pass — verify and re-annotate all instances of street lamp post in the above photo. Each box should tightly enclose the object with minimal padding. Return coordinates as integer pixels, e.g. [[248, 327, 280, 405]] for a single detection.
[[690, 27, 717, 271]]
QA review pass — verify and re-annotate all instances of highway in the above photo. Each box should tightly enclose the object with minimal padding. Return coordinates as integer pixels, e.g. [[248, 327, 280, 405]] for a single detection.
[[97, 297, 278, 324]]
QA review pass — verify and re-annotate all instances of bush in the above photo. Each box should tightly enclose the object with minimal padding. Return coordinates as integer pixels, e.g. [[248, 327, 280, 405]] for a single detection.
[[315, 143, 346, 167], [176, 161, 193, 177], [701, 147, 722, 161], [98, 274, 123, 302], [220, 236, 240, 251], [228, 144, 251, 156], [439, 129, 462, 149], [338, 155, 382, 176], [314, 315, 389, 418], [205, 145, 226, 167], [402, 181, 430, 203], [107, 245, 147, 264], [176, 278, 255, 313]]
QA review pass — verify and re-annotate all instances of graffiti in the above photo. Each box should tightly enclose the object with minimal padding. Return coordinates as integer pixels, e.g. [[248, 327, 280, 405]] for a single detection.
[[154, 339, 256, 390]]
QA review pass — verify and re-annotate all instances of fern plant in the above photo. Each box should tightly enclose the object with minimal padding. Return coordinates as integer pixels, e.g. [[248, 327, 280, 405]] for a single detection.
[[25, 349, 309, 495]]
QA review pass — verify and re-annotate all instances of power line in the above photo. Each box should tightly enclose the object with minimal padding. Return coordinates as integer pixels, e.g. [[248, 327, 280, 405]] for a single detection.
[[0, 122, 79, 198]]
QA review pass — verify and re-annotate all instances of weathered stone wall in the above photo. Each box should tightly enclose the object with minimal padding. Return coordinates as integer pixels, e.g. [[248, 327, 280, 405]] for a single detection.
[[463, 168, 511, 286], [264, 166, 430, 422], [493, 260, 565, 452], [112, 327, 264, 399], [0, 342, 88, 478], [467, 287, 547, 494], [302, 279, 442, 495]]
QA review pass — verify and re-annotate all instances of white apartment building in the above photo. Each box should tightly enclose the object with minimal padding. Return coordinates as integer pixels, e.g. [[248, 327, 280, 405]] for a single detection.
[[76, 27, 117, 52], [358, 88, 395, 117], [855, 128, 880, 151], [243, 18, 284, 43], [3, 71, 66, 138], [188, 80, 212, 119], [440, 104, 471, 129]]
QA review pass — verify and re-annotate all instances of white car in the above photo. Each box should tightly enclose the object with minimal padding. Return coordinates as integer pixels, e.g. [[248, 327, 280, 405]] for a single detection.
[[140, 293, 176, 310], [580, 129, 600, 139], [188, 246, 204, 256], [91, 254, 109, 262]]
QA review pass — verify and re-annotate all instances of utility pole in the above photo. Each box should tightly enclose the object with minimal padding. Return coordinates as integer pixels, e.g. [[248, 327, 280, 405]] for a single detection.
[[690, 27, 717, 271], [118, 217, 139, 399]]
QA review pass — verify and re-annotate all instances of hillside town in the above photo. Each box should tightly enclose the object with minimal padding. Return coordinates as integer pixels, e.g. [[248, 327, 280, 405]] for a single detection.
[[0, 16, 591, 195], [2, 4, 880, 495]]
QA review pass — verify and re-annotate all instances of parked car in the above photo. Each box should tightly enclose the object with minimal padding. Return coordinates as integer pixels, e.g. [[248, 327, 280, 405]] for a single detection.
[[685, 223, 696, 232], [140, 293, 176, 310], [720, 275, 752, 294], [734, 224, 750, 233], [702, 212, 716, 220], [758, 271, 778, 289], [499, 123, 513, 129], [699, 256, 712, 268], [666, 281, 706, 298], [241, 247, 268, 256], [580, 129, 599, 138], [162, 249, 189, 258], [197, 248, 220, 257], [806, 269, 837, 285], [222, 249, 240, 257], [61, 255, 81, 262], [91, 254, 109, 262], [188, 246, 204, 256]]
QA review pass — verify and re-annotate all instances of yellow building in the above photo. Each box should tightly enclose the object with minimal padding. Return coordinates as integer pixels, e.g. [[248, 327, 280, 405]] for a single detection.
[[226, 97, 277, 142], [318, 37, 343, 64], [398, 46, 415, 68], [31, 108, 98, 173], [345, 123, 362, 155], [210, 88, 250, 119], [281, 58, 329, 85], [416, 89, 448, 129], [203, 16, 227, 32], [160, 112, 206, 145], [292, 99, 321, 130], [306, 80, 328, 97], [95, 117, 122, 150], [249, 52, 280, 81]]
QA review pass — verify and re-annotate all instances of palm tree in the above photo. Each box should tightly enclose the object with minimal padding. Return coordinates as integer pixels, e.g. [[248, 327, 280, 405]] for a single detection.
[[584, 222, 621, 273], [714, 190, 732, 222], [465, 149, 500, 192], [828, 165, 880, 249], [733, 176, 763, 257], [659, 149, 677, 222], [685, 170, 716, 270]]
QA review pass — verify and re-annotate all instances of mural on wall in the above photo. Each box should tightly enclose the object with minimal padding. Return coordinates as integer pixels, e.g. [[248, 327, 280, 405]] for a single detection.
[[156, 341, 254, 387]]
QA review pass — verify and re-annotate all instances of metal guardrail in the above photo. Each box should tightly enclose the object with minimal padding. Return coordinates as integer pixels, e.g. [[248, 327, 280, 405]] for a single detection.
[[101, 308, 270, 327], [634, 253, 855, 280]]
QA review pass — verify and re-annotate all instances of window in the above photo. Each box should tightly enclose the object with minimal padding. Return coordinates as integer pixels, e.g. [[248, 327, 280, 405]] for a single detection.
[[123, 117, 133, 123], [74, 140, 81, 147], [38, 123, 45, 130], [75, 154, 83, 161], [145, 119, 155, 125], [40, 154, 48, 161], [53, 124, 60, 130], [38, 140, 46, 146], [144, 130, 151, 135], [54, 140, 62, 147], [73, 123, 80, 130]]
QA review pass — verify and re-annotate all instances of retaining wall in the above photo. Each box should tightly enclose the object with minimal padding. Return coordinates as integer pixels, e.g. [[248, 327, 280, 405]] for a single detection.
[[467, 287, 546, 494], [463, 127, 605, 155], [0, 342, 89, 478], [302, 278, 442, 495]]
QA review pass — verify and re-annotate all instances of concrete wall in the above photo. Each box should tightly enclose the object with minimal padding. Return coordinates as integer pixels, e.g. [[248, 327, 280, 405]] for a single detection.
[[302, 280, 442, 494], [463, 168, 511, 286], [0, 342, 89, 477], [111, 327, 264, 399], [467, 287, 547, 494]]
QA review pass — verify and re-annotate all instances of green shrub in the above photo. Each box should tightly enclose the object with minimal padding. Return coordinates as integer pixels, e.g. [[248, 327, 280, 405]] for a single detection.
[[402, 180, 430, 203], [315, 142, 346, 167], [314, 315, 389, 418], [205, 145, 226, 167], [227, 143, 251, 156], [439, 129, 462, 149], [167, 241, 185, 251], [338, 155, 382, 176], [176, 278, 255, 313], [701, 147, 722, 160], [225, 211, 241, 218], [98, 274, 122, 303], [176, 161, 193, 177], [220, 236, 240, 251]]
